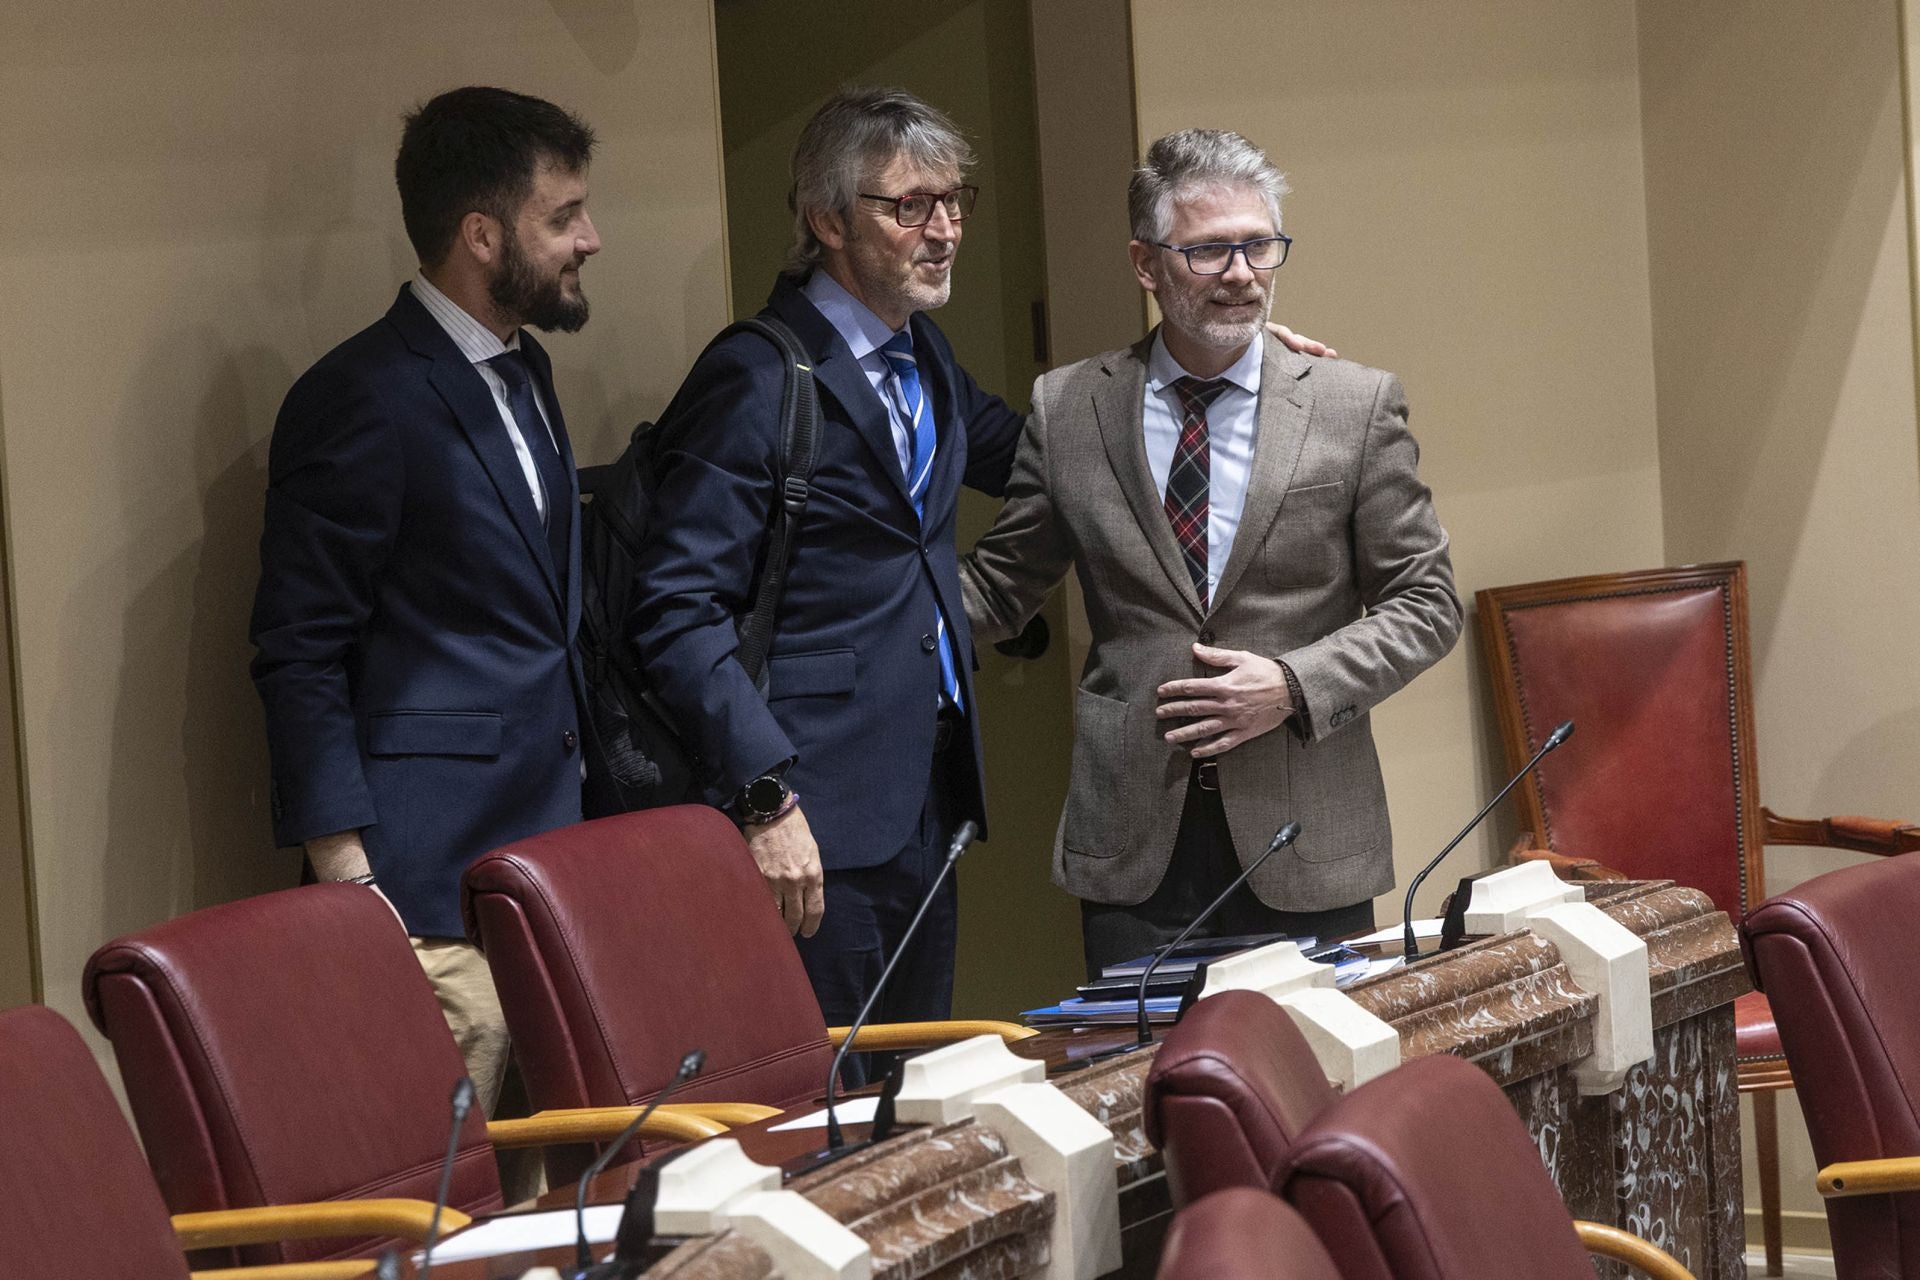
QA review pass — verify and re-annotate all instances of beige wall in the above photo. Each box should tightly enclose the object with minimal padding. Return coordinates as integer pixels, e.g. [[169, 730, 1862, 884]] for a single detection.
[[1639, 0, 1920, 1242], [1129, 0, 1667, 916], [0, 3, 730, 1053]]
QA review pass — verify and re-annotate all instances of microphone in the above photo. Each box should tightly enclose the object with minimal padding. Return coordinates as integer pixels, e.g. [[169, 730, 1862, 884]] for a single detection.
[[574, 1049, 706, 1274], [416, 1076, 476, 1280], [1401, 718, 1574, 961], [1132, 821, 1302, 1047], [820, 820, 979, 1153]]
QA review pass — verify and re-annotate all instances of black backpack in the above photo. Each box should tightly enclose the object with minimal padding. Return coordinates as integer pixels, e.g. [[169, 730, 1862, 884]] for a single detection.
[[577, 315, 820, 813]]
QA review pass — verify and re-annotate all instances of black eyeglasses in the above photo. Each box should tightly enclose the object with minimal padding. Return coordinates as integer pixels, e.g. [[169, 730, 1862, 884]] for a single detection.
[[1151, 234, 1292, 275], [858, 185, 980, 228]]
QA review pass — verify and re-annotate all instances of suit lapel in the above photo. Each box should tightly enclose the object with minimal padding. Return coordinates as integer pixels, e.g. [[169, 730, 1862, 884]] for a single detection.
[[911, 314, 964, 527], [520, 332, 581, 634], [388, 287, 565, 612], [1095, 335, 1204, 618], [1212, 343, 1314, 609]]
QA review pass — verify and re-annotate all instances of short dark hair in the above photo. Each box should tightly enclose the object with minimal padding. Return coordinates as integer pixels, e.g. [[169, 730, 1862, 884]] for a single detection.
[[395, 86, 597, 266]]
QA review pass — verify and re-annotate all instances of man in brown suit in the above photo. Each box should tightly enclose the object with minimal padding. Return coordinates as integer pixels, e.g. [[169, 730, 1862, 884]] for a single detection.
[[960, 129, 1460, 976]]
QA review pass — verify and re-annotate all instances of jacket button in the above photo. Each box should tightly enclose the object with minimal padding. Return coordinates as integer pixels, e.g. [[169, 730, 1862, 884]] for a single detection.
[[1198, 628, 1216, 645], [562, 730, 578, 752], [921, 634, 937, 652]]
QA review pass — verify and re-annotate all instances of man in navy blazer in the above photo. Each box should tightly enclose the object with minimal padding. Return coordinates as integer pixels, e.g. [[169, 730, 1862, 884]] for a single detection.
[[631, 89, 1023, 1038], [249, 87, 600, 1113]]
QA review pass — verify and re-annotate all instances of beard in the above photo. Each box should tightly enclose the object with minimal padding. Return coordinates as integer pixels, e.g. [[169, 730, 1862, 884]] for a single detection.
[[1156, 273, 1273, 352], [488, 227, 589, 334], [848, 220, 954, 319]]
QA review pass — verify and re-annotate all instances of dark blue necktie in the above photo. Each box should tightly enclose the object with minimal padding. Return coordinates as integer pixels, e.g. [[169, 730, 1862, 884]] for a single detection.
[[881, 331, 962, 710], [486, 350, 570, 589]]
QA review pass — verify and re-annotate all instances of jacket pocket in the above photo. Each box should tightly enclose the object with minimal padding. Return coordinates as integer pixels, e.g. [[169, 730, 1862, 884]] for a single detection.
[[1263, 480, 1350, 589], [366, 711, 503, 758], [1062, 689, 1131, 857], [766, 648, 856, 701]]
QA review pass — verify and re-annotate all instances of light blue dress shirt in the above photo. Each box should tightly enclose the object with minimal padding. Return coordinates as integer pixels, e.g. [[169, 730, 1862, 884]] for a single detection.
[[1142, 332, 1264, 598]]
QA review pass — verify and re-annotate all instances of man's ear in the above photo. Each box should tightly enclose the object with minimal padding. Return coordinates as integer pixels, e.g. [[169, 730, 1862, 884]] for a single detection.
[[809, 207, 848, 253], [459, 210, 503, 266], [1128, 240, 1159, 295]]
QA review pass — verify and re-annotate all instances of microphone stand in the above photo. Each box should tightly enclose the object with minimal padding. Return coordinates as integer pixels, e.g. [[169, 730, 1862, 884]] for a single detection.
[[412, 1076, 476, 1280], [574, 1049, 706, 1277], [1401, 719, 1574, 961]]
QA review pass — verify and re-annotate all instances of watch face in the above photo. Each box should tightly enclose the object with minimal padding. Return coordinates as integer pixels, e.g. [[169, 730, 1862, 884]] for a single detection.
[[745, 776, 787, 816]]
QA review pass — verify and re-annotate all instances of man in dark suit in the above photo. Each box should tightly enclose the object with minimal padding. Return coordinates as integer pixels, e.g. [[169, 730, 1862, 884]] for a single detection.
[[249, 87, 599, 1112], [630, 88, 1022, 1038]]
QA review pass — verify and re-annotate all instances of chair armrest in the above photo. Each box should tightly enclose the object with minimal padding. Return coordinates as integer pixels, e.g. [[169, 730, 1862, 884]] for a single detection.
[[827, 1019, 1038, 1051], [487, 1105, 726, 1149], [189, 1264, 376, 1279], [173, 1199, 467, 1252], [1764, 808, 1920, 856], [1572, 1220, 1696, 1279], [1818, 1157, 1920, 1197], [1511, 843, 1630, 882], [659, 1102, 783, 1126]]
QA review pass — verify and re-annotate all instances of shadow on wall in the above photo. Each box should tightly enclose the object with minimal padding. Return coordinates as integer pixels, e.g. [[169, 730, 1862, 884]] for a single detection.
[[547, 0, 642, 77]]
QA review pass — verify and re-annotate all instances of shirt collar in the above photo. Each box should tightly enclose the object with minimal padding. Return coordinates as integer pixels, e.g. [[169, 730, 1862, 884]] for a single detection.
[[801, 269, 904, 361], [410, 271, 523, 365], [1146, 328, 1264, 397]]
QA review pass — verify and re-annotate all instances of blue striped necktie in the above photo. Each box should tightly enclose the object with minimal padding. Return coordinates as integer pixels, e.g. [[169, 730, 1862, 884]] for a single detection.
[[881, 331, 963, 710]]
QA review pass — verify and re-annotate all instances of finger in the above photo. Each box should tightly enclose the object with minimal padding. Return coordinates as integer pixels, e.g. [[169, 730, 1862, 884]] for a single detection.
[[1189, 732, 1240, 759], [1157, 677, 1224, 699], [1191, 643, 1244, 667], [800, 883, 826, 938], [779, 883, 805, 934], [1164, 719, 1225, 745], [1155, 699, 1226, 718]]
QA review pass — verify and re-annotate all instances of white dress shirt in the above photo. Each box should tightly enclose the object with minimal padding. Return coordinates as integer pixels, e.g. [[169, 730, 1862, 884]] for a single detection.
[[802, 270, 917, 478], [409, 273, 559, 523], [1142, 332, 1264, 598]]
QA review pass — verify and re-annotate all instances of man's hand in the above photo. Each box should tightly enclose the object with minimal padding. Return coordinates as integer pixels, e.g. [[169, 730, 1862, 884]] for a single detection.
[[1155, 643, 1295, 757], [745, 804, 825, 938], [1266, 322, 1337, 361], [304, 829, 404, 928]]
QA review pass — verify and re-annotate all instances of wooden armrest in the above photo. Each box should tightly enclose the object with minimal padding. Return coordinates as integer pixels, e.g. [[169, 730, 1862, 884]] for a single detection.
[[1572, 1220, 1696, 1279], [1818, 1157, 1920, 1197], [173, 1199, 467, 1252], [189, 1264, 376, 1280], [827, 1019, 1038, 1050], [487, 1105, 726, 1149], [1764, 808, 1920, 856], [1511, 844, 1630, 882], [659, 1102, 783, 1126]]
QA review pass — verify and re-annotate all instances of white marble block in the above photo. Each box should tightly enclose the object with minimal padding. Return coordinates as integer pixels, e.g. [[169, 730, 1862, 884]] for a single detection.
[[975, 1082, 1122, 1280], [721, 1190, 871, 1280], [1270, 987, 1401, 1091], [1462, 859, 1585, 934], [1523, 901, 1653, 1095], [653, 1138, 782, 1236], [893, 1034, 1046, 1126], [1193, 939, 1334, 1002]]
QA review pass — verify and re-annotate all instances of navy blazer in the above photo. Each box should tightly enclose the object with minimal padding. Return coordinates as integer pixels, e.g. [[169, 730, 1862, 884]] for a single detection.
[[631, 277, 1023, 870], [250, 286, 586, 936]]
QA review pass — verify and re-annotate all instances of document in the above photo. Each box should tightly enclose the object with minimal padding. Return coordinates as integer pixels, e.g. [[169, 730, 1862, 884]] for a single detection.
[[1350, 918, 1443, 945], [422, 1204, 622, 1264], [768, 1095, 883, 1131]]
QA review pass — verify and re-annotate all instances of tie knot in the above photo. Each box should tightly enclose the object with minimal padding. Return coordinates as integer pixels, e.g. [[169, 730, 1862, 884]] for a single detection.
[[881, 331, 916, 367], [486, 350, 532, 389], [1172, 375, 1228, 415]]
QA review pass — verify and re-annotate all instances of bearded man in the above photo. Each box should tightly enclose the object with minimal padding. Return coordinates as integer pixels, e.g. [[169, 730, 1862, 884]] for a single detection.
[[960, 129, 1461, 977], [250, 86, 600, 1110]]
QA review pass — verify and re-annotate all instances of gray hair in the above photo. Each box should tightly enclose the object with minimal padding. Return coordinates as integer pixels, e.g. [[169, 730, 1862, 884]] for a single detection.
[[1128, 129, 1289, 243], [783, 86, 976, 278]]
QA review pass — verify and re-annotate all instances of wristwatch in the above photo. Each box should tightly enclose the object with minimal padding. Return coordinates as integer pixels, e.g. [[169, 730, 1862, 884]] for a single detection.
[[734, 771, 794, 825]]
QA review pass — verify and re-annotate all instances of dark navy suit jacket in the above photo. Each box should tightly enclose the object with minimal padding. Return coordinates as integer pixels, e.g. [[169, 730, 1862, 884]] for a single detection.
[[631, 277, 1023, 870], [250, 285, 586, 937]]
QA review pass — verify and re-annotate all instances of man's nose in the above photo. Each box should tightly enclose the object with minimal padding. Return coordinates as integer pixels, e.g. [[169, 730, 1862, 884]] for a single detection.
[[578, 214, 603, 257]]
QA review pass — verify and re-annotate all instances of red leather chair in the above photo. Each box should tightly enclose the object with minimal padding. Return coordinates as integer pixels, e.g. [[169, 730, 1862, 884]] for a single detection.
[[1280, 1053, 1693, 1279], [82, 883, 716, 1269], [1155, 1186, 1343, 1280], [463, 806, 1033, 1181], [0, 1002, 448, 1280], [1741, 852, 1920, 1278], [1143, 988, 1337, 1208], [1477, 561, 1920, 1273]]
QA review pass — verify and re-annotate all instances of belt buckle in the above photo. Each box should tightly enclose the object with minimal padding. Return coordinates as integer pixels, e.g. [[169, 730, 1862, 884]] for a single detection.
[[1193, 760, 1220, 791]]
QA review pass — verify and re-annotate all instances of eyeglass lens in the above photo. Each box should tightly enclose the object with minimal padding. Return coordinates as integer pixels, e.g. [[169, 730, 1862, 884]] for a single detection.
[[895, 187, 977, 227], [1184, 238, 1287, 274]]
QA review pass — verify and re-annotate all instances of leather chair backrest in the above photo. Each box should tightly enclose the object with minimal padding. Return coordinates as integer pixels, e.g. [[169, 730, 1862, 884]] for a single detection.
[[0, 1004, 190, 1280], [1144, 989, 1337, 1206], [1280, 1054, 1597, 1280], [1743, 853, 1920, 1277], [1156, 1186, 1343, 1280], [1478, 563, 1759, 915], [463, 806, 834, 1179], [82, 884, 502, 1266]]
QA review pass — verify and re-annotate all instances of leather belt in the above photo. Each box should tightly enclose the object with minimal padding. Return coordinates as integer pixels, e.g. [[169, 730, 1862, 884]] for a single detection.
[[932, 709, 963, 754], [1191, 759, 1220, 791]]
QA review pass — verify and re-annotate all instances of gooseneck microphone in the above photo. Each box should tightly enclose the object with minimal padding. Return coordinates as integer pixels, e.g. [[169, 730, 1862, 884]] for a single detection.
[[1401, 719, 1574, 961], [822, 819, 979, 1152], [1132, 820, 1302, 1047], [573, 1049, 707, 1274], [415, 1075, 476, 1280]]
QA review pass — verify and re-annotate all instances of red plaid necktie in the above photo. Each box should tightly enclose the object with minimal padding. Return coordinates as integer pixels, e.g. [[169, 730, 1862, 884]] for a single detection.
[[1166, 376, 1227, 609]]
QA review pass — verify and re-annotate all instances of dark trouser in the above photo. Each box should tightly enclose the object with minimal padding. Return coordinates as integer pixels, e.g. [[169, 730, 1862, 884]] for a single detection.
[[794, 717, 962, 1086], [1080, 773, 1375, 982]]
